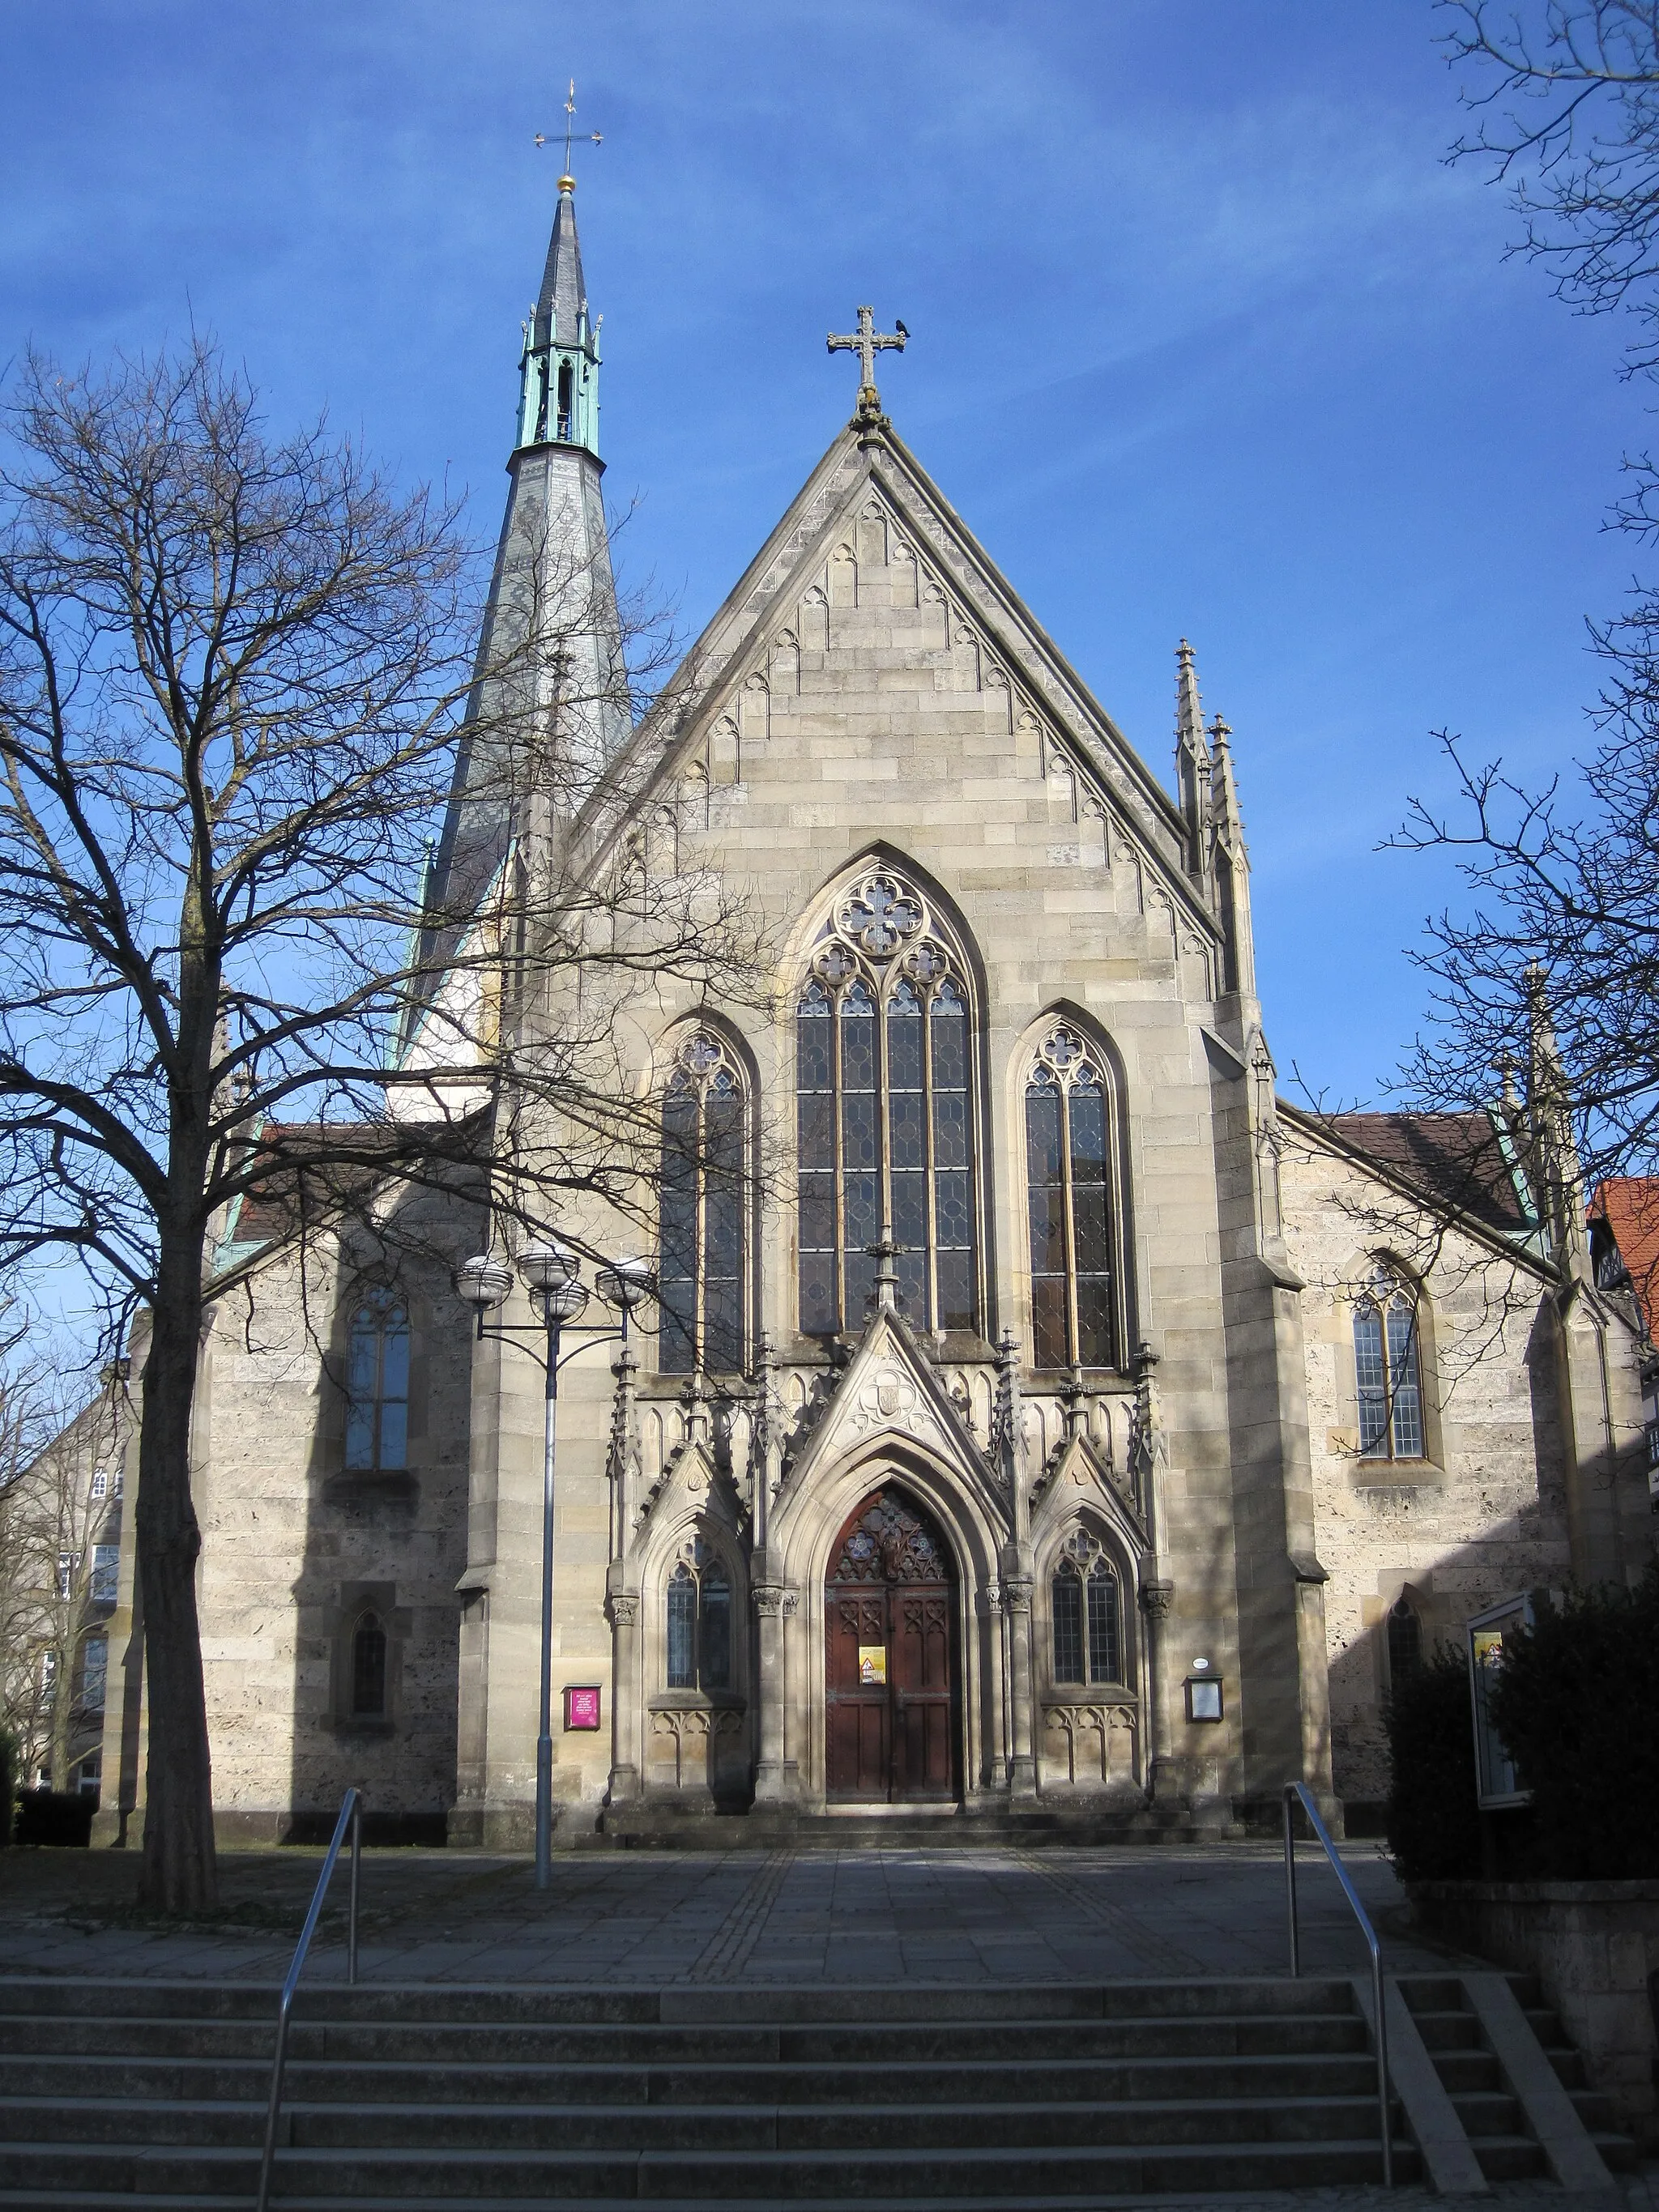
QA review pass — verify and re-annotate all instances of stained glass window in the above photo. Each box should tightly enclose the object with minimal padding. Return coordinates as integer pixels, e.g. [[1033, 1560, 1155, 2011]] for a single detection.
[[665, 1541, 731, 1691], [795, 868, 978, 1336], [1052, 1532, 1123, 1685], [1354, 1268, 1425, 1461], [1026, 1025, 1117, 1369], [345, 1292, 409, 1471], [659, 1032, 747, 1375]]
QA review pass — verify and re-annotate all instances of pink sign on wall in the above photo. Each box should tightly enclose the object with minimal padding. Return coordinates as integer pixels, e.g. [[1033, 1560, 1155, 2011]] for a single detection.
[[563, 1685, 602, 1731]]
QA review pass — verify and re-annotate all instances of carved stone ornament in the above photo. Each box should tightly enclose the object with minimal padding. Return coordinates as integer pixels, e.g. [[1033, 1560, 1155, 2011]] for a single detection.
[[753, 1586, 785, 1617], [1139, 1579, 1175, 1620], [849, 1361, 933, 1443], [608, 1592, 639, 1627]]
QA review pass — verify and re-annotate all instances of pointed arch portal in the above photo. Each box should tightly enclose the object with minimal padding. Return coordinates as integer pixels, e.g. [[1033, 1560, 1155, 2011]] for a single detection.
[[825, 1485, 960, 1802]]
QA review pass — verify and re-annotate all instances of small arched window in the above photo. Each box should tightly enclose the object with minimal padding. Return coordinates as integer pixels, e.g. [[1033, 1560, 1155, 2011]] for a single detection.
[[659, 1031, 747, 1375], [556, 358, 574, 441], [664, 1541, 731, 1692], [1026, 1025, 1117, 1369], [345, 1291, 410, 1471], [1354, 1265, 1424, 1462], [796, 867, 977, 1336], [1051, 1531, 1122, 1686], [1387, 1595, 1423, 1686], [351, 1612, 388, 1718]]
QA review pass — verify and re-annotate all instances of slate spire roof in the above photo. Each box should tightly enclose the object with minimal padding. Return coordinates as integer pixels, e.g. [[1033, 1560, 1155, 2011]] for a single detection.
[[535, 181, 594, 356]]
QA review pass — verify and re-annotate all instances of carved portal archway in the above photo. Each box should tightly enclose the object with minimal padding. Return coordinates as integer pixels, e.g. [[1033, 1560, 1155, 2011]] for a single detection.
[[824, 1485, 960, 1803]]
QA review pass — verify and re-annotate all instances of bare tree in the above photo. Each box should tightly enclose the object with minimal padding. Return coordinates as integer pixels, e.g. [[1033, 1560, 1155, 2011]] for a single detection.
[[0, 342, 766, 1910], [1440, 1, 1659, 377]]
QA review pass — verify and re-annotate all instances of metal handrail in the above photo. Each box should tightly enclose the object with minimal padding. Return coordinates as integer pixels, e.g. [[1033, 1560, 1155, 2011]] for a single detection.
[[1283, 1780, 1393, 2189], [254, 1788, 363, 2212]]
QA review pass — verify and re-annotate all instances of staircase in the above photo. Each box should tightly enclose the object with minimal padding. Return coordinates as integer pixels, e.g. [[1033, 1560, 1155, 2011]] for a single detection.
[[1399, 1972, 1637, 2183], [0, 1974, 1415, 2206]]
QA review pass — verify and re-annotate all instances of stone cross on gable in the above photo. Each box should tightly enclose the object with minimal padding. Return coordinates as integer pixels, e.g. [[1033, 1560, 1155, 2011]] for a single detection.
[[827, 305, 908, 419]]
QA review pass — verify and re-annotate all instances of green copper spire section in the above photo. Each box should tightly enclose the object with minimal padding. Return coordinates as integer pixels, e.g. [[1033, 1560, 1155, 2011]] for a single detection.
[[516, 177, 601, 455]]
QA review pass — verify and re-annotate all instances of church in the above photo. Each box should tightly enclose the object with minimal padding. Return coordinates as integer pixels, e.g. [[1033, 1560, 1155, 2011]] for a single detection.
[[88, 173, 1657, 1848]]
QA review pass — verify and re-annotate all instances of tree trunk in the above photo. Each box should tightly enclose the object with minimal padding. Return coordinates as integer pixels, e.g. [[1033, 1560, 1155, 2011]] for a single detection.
[[135, 1237, 217, 1913]]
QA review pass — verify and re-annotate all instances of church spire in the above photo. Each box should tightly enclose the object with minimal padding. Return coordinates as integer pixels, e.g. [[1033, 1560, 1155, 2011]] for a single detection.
[[1174, 638, 1211, 885], [517, 175, 601, 454], [398, 161, 625, 1063]]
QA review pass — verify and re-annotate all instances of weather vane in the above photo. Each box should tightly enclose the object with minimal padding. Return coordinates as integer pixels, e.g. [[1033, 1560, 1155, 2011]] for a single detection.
[[535, 79, 603, 185], [827, 304, 909, 421]]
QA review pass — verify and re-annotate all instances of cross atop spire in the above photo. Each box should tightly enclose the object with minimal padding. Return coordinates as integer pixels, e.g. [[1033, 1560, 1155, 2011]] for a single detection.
[[534, 77, 603, 193], [827, 305, 908, 421]]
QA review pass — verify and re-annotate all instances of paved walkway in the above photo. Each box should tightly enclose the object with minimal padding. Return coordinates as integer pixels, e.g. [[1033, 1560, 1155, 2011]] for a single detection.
[[2, 1839, 1477, 1985]]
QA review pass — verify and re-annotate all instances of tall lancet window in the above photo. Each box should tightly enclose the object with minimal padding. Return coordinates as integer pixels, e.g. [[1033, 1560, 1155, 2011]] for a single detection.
[[1354, 1264, 1425, 1461], [659, 1031, 747, 1375], [1026, 1024, 1117, 1370], [345, 1291, 410, 1471], [796, 868, 977, 1336]]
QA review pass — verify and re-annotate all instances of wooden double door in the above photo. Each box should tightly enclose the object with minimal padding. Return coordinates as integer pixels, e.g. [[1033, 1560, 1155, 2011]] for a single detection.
[[825, 1487, 960, 1802]]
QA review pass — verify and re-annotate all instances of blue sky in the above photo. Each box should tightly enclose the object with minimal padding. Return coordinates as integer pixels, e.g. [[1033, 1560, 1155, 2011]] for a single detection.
[[1, 0, 1642, 1113]]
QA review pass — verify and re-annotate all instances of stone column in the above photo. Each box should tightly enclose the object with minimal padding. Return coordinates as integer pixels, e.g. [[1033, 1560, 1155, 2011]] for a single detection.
[[1141, 1578, 1177, 1805], [605, 1589, 641, 1805], [1003, 1562, 1037, 1801], [753, 1574, 797, 1805]]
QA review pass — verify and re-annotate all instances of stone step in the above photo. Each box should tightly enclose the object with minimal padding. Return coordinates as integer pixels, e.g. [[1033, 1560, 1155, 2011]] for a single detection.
[[0, 2091, 1409, 2154], [0, 1975, 1362, 2022], [0, 2048, 1387, 2107], [0, 2193, 1427, 2212], [0, 2012, 1372, 2065], [0, 2137, 1421, 2199]]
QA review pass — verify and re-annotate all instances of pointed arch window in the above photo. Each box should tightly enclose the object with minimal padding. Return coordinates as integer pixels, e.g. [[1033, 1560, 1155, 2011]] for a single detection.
[[1354, 1265, 1424, 1461], [351, 1612, 388, 1719], [1026, 1025, 1117, 1370], [796, 867, 977, 1336], [345, 1291, 409, 1472], [1387, 1595, 1423, 1686], [665, 1540, 731, 1692], [659, 1032, 747, 1375], [1051, 1531, 1122, 1686]]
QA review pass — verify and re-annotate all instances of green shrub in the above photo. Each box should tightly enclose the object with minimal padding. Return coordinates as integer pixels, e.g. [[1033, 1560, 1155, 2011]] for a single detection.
[[1488, 1566, 1659, 1880], [1384, 1648, 1483, 1881]]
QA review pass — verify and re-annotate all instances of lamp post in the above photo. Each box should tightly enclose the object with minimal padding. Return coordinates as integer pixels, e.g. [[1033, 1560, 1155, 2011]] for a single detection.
[[454, 1242, 650, 1888]]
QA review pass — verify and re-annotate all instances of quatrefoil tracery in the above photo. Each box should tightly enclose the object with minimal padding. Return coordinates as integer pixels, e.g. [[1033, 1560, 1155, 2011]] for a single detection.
[[811, 869, 964, 1002]]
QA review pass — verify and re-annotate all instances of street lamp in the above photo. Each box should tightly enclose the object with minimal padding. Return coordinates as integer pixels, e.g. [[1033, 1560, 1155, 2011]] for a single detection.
[[453, 1238, 651, 1888]]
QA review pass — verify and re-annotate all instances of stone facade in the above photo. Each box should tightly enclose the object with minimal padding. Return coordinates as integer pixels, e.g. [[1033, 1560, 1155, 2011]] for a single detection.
[[89, 199, 1657, 1849]]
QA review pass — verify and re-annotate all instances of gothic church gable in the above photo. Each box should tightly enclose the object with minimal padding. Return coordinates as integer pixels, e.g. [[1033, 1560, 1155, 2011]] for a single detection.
[[599, 424, 1221, 988]]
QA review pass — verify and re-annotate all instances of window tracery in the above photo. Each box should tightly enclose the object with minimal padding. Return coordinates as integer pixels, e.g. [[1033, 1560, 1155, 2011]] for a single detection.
[[664, 1536, 732, 1692], [345, 1290, 409, 1472], [1354, 1264, 1425, 1461], [659, 1030, 747, 1375], [1051, 1528, 1123, 1686], [796, 867, 976, 1335], [1026, 1024, 1116, 1370]]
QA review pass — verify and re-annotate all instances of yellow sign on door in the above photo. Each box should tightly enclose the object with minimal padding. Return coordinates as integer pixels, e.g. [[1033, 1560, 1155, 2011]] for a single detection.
[[857, 1644, 887, 1685]]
